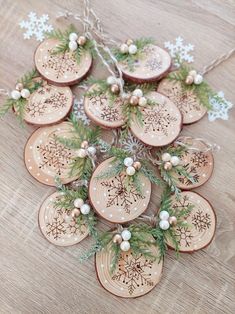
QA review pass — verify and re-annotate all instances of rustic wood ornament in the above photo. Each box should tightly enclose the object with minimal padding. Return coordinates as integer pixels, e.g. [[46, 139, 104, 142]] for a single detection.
[[24, 122, 78, 186], [172, 137, 214, 189], [130, 92, 182, 146], [167, 191, 216, 252], [34, 38, 92, 86], [95, 239, 163, 298], [39, 191, 89, 246], [89, 158, 151, 223], [16, 80, 73, 125], [118, 45, 171, 83], [157, 79, 207, 124], [84, 84, 125, 129]]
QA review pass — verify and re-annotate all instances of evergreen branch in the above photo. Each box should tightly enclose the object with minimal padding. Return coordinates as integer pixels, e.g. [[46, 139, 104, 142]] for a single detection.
[[140, 162, 162, 186]]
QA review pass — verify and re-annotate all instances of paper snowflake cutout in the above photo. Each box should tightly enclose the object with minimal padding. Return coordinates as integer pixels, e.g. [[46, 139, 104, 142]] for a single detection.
[[73, 97, 91, 125], [120, 131, 151, 159], [208, 91, 233, 122], [19, 12, 53, 42], [164, 36, 194, 65]]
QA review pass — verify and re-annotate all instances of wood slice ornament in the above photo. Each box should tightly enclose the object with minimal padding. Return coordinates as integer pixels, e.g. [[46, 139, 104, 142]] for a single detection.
[[130, 92, 182, 146], [39, 191, 89, 246], [95, 238, 163, 298], [118, 44, 171, 83], [84, 84, 125, 129], [34, 38, 92, 86], [166, 191, 216, 252], [157, 79, 207, 124], [172, 137, 214, 189], [24, 122, 78, 186], [15, 80, 73, 125], [89, 158, 151, 223]]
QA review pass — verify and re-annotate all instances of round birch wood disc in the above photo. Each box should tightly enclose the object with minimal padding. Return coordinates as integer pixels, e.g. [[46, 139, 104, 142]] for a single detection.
[[38, 191, 89, 246], [84, 84, 125, 129], [166, 191, 216, 252], [95, 239, 163, 298], [130, 92, 182, 146], [24, 122, 78, 186], [157, 79, 207, 124], [118, 44, 171, 83], [34, 38, 92, 86], [89, 158, 151, 223], [172, 137, 214, 189]]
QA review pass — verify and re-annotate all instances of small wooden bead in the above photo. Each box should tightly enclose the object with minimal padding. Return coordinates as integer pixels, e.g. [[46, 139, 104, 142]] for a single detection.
[[112, 234, 122, 244], [71, 208, 81, 218], [185, 75, 194, 85], [169, 216, 177, 226], [110, 84, 120, 94], [133, 161, 141, 170], [126, 39, 134, 46], [81, 140, 89, 149], [130, 95, 139, 106], [164, 161, 173, 171], [77, 36, 86, 46], [15, 83, 24, 91]]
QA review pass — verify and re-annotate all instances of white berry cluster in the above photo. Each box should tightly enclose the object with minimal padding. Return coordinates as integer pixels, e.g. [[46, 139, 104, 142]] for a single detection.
[[161, 152, 180, 171], [120, 39, 137, 55], [185, 70, 203, 85], [76, 140, 96, 158], [11, 82, 30, 100], [68, 32, 87, 52], [106, 76, 123, 94], [71, 197, 91, 217], [129, 88, 148, 107], [159, 210, 177, 230], [123, 157, 141, 176], [112, 229, 132, 252]]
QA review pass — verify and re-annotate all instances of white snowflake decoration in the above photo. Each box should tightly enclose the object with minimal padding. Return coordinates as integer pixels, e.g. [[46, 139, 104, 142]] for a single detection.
[[164, 36, 194, 65], [208, 91, 233, 122], [19, 12, 53, 42], [73, 97, 91, 125], [120, 131, 151, 159]]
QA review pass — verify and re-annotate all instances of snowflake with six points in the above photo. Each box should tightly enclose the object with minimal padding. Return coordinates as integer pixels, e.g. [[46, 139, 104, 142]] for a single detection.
[[164, 36, 194, 65]]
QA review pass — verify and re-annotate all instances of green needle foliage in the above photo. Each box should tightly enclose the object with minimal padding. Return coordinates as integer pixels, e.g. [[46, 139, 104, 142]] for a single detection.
[[0, 68, 42, 124]]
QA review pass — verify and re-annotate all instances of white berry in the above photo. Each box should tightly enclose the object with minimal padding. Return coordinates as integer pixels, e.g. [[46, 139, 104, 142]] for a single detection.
[[159, 220, 170, 230], [159, 210, 170, 221], [69, 40, 78, 51], [138, 96, 147, 107], [194, 74, 203, 85], [188, 70, 197, 78], [11, 90, 21, 100], [120, 43, 129, 54], [161, 152, 171, 162], [120, 240, 130, 251], [128, 44, 137, 54], [126, 166, 136, 176], [20, 89, 30, 99], [69, 32, 78, 41], [73, 198, 84, 208], [76, 148, 87, 158], [124, 157, 134, 167], [170, 156, 180, 166], [121, 229, 132, 241], [132, 89, 143, 98], [106, 76, 117, 85], [87, 146, 96, 156], [80, 203, 91, 215]]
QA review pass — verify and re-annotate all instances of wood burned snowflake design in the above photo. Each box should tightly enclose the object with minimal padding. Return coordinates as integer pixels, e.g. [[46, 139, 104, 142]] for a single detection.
[[167, 191, 216, 252], [39, 192, 89, 246], [101, 174, 145, 214], [157, 80, 207, 124], [112, 254, 154, 295]]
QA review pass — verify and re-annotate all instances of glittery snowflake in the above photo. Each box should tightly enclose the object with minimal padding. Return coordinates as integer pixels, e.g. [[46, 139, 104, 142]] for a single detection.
[[19, 12, 53, 42], [208, 91, 233, 122], [192, 210, 211, 232], [73, 97, 90, 125], [120, 131, 150, 159], [164, 36, 194, 65]]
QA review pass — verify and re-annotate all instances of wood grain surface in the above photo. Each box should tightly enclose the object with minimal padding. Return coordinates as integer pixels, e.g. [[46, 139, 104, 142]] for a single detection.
[[0, 0, 235, 313]]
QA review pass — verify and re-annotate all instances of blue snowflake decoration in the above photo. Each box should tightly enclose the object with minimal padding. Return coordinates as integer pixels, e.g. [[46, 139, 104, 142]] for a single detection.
[[208, 91, 233, 122]]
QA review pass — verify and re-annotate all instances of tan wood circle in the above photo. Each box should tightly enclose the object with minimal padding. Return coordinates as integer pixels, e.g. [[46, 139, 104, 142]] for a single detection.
[[166, 191, 216, 252], [118, 44, 171, 83], [20, 82, 73, 125], [89, 158, 151, 223], [34, 38, 92, 86], [172, 137, 214, 189], [130, 91, 182, 146], [84, 84, 125, 129], [24, 122, 79, 186], [95, 238, 163, 298], [157, 79, 207, 124], [38, 191, 89, 246]]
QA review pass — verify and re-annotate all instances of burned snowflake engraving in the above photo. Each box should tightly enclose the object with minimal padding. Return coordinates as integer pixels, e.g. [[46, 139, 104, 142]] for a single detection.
[[178, 163, 200, 186], [44, 92, 68, 109], [143, 104, 177, 135], [46, 215, 66, 240], [67, 219, 86, 235], [112, 254, 154, 295], [89, 94, 108, 107], [26, 101, 47, 117], [42, 49, 78, 79], [191, 152, 208, 168], [175, 226, 193, 247], [101, 174, 145, 214], [100, 106, 120, 121], [192, 210, 211, 232], [37, 135, 72, 175], [145, 58, 162, 71]]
